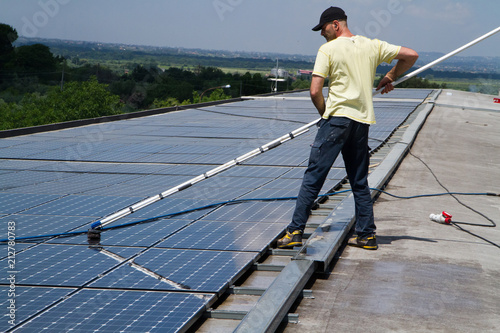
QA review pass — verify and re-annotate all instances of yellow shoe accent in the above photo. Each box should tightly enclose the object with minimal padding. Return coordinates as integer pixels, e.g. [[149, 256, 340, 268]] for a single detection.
[[348, 235, 378, 250], [277, 230, 303, 249]]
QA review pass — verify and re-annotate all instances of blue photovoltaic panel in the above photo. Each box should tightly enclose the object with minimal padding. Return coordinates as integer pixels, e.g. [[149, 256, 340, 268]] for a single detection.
[[0, 147, 42, 158], [376, 89, 431, 99], [261, 178, 343, 193], [19, 194, 144, 217], [121, 174, 194, 187], [8, 140, 73, 151], [0, 245, 141, 286], [278, 167, 307, 179], [257, 145, 312, 157], [171, 185, 252, 201], [157, 220, 287, 252], [202, 176, 270, 189], [244, 153, 309, 167], [59, 172, 143, 185], [0, 139, 28, 148], [262, 177, 340, 190], [0, 215, 91, 239], [239, 187, 299, 199], [15, 289, 212, 333], [81, 184, 169, 197], [4, 178, 106, 195], [0, 193, 61, 215], [0, 170, 68, 190], [0, 88, 431, 332], [72, 151, 152, 163], [68, 142, 128, 152], [222, 165, 293, 178], [0, 286, 76, 332], [34, 161, 107, 173], [199, 200, 296, 223], [129, 197, 217, 220], [22, 149, 84, 161], [49, 218, 190, 247], [136, 152, 203, 163], [190, 153, 245, 164], [92, 163, 174, 175], [163, 145, 226, 154], [0, 242, 34, 255], [90, 248, 257, 292], [154, 163, 219, 176], [112, 143, 173, 153], [282, 167, 346, 181]]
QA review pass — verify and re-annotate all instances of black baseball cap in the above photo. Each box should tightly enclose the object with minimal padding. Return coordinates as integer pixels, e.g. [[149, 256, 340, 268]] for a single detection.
[[312, 7, 347, 31]]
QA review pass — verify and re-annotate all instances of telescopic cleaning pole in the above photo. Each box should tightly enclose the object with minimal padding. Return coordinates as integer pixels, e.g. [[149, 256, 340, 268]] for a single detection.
[[88, 120, 314, 232], [374, 26, 500, 95], [88, 26, 500, 234]]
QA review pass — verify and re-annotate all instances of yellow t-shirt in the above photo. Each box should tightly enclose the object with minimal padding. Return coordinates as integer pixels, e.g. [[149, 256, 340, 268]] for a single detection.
[[312, 35, 401, 124]]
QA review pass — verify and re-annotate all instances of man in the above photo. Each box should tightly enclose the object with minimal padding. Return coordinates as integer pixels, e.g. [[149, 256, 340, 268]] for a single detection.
[[277, 7, 418, 250]]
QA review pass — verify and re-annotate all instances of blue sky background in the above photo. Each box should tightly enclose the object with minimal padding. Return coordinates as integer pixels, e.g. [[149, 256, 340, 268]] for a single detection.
[[1, 0, 499, 57]]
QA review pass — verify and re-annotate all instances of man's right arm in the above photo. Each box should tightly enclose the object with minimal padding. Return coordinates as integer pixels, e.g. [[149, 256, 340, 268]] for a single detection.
[[376, 47, 419, 94], [310, 74, 326, 117]]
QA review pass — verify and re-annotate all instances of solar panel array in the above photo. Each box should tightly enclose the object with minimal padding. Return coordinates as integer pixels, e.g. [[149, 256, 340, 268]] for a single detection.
[[0, 89, 431, 332]]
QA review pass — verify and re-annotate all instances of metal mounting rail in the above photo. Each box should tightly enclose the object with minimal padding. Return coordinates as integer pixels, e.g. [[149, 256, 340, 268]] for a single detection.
[[233, 259, 316, 333]]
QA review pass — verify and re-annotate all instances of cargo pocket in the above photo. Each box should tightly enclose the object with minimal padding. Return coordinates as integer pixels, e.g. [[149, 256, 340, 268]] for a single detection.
[[309, 119, 329, 164], [325, 117, 351, 144]]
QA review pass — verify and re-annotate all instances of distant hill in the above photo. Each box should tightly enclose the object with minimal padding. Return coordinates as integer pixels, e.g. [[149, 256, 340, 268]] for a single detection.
[[15, 36, 316, 62], [414, 52, 500, 74], [14, 37, 314, 73], [14, 37, 500, 74]]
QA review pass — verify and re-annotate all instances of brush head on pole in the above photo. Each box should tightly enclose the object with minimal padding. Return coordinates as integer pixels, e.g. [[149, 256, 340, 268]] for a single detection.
[[87, 228, 101, 245]]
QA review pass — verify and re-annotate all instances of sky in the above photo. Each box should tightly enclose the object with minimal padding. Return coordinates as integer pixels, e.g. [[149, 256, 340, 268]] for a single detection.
[[1, 0, 499, 58]]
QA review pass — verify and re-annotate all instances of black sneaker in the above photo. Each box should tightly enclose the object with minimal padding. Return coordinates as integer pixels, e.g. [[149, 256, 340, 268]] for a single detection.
[[348, 234, 378, 250], [277, 230, 303, 249]]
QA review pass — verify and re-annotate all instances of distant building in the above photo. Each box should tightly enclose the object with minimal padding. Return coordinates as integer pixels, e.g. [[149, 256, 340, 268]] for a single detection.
[[297, 69, 313, 80]]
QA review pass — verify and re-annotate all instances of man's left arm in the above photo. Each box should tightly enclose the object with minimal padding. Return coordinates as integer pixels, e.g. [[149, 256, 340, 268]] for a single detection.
[[376, 46, 419, 94]]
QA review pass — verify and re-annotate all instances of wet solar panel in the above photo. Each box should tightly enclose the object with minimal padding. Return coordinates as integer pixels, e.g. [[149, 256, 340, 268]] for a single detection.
[[0, 286, 76, 332], [0, 245, 141, 286], [158, 220, 287, 252], [90, 248, 257, 292], [14, 289, 212, 333], [0, 88, 432, 332]]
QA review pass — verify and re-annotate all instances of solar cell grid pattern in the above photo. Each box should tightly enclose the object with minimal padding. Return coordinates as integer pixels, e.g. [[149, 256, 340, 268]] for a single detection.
[[0, 89, 431, 332]]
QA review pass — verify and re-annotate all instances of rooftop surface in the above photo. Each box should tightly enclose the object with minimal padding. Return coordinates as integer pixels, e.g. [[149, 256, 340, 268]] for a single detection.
[[282, 89, 500, 333], [1, 88, 498, 332]]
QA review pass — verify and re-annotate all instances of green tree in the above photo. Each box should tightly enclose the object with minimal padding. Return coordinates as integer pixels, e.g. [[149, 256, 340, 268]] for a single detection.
[[151, 97, 181, 108], [291, 79, 311, 90], [14, 43, 59, 72], [192, 90, 201, 104], [54, 76, 122, 120], [0, 23, 18, 77], [240, 72, 268, 95], [109, 79, 136, 101], [0, 76, 122, 130], [199, 66, 225, 80], [0, 98, 21, 130], [0, 23, 17, 57], [131, 64, 157, 83], [203, 88, 231, 102]]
